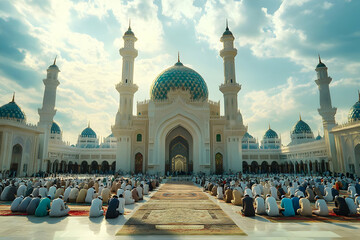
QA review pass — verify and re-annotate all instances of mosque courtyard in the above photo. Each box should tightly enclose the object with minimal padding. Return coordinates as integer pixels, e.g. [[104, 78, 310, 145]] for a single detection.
[[0, 180, 359, 239]]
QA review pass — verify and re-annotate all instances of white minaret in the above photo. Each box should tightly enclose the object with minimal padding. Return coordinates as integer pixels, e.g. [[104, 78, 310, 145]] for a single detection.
[[219, 21, 246, 173], [315, 55, 337, 172], [38, 57, 60, 171], [112, 24, 138, 173]]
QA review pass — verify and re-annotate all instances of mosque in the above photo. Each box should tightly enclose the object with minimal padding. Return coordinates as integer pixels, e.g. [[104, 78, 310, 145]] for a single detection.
[[0, 25, 359, 177]]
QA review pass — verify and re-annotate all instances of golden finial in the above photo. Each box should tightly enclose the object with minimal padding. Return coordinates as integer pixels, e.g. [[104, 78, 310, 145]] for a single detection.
[[128, 19, 131, 30], [178, 51, 180, 62], [88, 121, 90, 128], [226, 19, 229, 30], [53, 55, 57, 65], [299, 113, 302, 121], [268, 123, 271, 129], [11, 92, 15, 102], [318, 54, 321, 63]]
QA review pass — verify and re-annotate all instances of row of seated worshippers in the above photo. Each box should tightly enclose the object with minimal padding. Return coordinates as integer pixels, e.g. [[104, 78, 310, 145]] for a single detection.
[[198, 175, 360, 217], [0, 175, 160, 203], [11, 194, 70, 217], [7, 176, 160, 218]]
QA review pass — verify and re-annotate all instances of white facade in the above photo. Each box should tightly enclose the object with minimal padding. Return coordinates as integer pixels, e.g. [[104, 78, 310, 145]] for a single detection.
[[0, 25, 359, 177]]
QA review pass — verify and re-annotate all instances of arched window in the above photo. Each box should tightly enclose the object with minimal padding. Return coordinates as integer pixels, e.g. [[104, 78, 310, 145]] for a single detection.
[[136, 134, 142, 142], [216, 134, 221, 142]]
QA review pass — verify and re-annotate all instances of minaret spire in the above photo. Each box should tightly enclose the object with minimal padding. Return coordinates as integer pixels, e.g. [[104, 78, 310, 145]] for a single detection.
[[299, 113, 302, 121], [128, 19, 131, 30], [11, 92, 15, 102], [358, 90, 360, 102], [177, 51, 180, 62], [88, 121, 90, 128], [226, 19, 229, 30], [53, 55, 57, 65], [318, 54, 321, 63]]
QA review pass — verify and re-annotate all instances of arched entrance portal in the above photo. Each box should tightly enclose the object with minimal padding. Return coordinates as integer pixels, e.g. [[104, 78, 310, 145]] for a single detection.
[[355, 144, 360, 175], [215, 153, 223, 175], [10, 144, 22, 177], [165, 126, 193, 174], [135, 153, 143, 174]]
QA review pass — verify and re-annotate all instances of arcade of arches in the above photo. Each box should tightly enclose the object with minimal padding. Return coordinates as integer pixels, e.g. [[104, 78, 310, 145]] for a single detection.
[[46, 160, 116, 174]]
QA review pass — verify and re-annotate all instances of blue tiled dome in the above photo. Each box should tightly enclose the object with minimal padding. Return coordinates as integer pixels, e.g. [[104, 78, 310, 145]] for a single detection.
[[51, 122, 61, 134], [223, 26, 233, 36], [264, 128, 278, 139], [150, 61, 208, 101], [81, 127, 97, 138], [0, 99, 26, 122], [348, 99, 360, 122], [315, 134, 322, 140], [124, 27, 134, 36], [291, 119, 313, 134], [243, 132, 254, 139]]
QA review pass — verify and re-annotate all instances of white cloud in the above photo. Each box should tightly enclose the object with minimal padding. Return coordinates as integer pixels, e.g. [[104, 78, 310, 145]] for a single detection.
[[161, 0, 201, 21], [323, 2, 334, 10]]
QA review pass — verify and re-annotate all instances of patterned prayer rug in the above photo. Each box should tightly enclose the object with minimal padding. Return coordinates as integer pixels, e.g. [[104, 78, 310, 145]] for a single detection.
[[117, 182, 246, 235]]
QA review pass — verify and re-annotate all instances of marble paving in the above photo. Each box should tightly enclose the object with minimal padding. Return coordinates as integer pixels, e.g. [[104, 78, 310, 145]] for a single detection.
[[0, 181, 359, 239]]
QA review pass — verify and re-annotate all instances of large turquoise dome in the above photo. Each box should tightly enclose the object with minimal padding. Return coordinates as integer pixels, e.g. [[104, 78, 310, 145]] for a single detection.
[[291, 119, 312, 134], [348, 98, 360, 122], [81, 127, 97, 138], [150, 61, 208, 101], [0, 98, 26, 122]]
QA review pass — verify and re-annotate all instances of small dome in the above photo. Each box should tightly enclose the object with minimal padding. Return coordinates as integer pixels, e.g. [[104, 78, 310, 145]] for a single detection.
[[124, 27, 134, 36], [150, 61, 208, 101], [316, 62, 326, 68], [243, 132, 254, 139], [264, 128, 278, 139], [48, 64, 59, 69], [0, 97, 26, 122], [81, 127, 97, 138], [291, 119, 313, 134], [223, 26, 233, 36], [51, 122, 61, 134], [315, 134, 322, 140], [348, 97, 360, 122], [107, 133, 114, 138]]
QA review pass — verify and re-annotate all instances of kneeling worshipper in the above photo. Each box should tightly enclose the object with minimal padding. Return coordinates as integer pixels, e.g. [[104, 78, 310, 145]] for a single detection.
[[39, 185, 48, 198], [345, 197, 357, 215], [48, 184, 57, 199], [333, 196, 350, 216], [76, 188, 87, 203], [26, 195, 42, 215], [297, 196, 312, 216], [50, 195, 70, 217], [265, 195, 279, 217], [0, 184, 17, 201], [68, 187, 80, 203], [10, 195, 24, 212], [143, 183, 149, 195], [118, 194, 125, 215], [254, 195, 266, 215], [313, 196, 329, 216], [105, 195, 121, 219], [17, 194, 33, 212], [224, 187, 233, 203], [136, 184, 143, 201], [124, 189, 135, 205], [241, 194, 255, 217], [280, 195, 295, 217], [217, 185, 224, 199], [117, 188, 124, 198], [355, 194, 360, 213], [305, 186, 315, 202], [35, 195, 51, 217], [85, 187, 96, 203], [64, 185, 72, 202], [89, 196, 104, 218], [131, 187, 140, 202], [231, 189, 242, 206], [54, 187, 65, 199], [323, 187, 333, 202], [291, 195, 300, 213], [348, 184, 357, 198], [101, 187, 111, 204], [211, 185, 217, 196]]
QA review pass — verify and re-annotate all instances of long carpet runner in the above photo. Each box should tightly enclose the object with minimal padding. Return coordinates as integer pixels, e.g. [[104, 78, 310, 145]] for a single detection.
[[116, 181, 246, 235]]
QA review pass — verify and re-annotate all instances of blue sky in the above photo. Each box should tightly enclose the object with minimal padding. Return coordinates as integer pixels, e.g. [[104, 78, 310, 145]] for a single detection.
[[0, 0, 359, 145]]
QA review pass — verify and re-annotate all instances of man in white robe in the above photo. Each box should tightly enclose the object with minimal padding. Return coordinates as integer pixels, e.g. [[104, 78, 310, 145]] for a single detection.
[[124, 189, 135, 205], [265, 195, 279, 216], [254, 195, 266, 215], [48, 185, 57, 199], [39, 186, 48, 198], [345, 197, 357, 215], [85, 187, 96, 203], [10, 196, 24, 212], [89, 196, 104, 217], [64, 186, 72, 202], [50, 196, 70, 217], [118, 194, 125, 215], [313, 196, 329, 216], [16, 183, 27, 197], [136, 185, 143, 200]]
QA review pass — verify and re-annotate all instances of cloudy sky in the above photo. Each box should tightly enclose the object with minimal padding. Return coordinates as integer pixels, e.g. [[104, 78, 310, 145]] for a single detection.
[[0, 0, 359, 145]]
